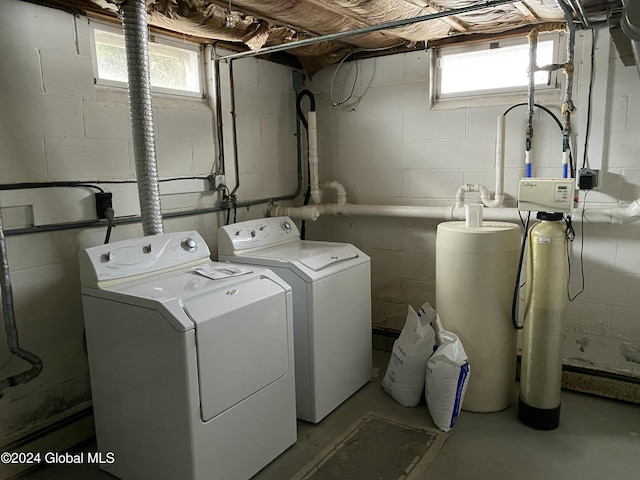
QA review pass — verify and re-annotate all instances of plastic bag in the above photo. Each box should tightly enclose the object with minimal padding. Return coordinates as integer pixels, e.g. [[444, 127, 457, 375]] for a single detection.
[[425, 316, 470, 432], [382, 304, 437, 407]]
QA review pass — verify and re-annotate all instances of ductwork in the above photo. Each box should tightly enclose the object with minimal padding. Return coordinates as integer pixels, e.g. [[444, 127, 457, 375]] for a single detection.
[[122, 0, 164, 236], [621, 0, 640, 76], [0, 205, 43, 397]]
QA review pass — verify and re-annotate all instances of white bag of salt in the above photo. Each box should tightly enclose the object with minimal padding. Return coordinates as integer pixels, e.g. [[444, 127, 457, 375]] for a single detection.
[[382, 305, 436, 407], [425, 316, 470, 432]]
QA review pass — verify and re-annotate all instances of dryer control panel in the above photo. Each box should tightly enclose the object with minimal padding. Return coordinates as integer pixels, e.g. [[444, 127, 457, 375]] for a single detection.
[[218, 217, 300, 254], [79, 231, 210, 288]]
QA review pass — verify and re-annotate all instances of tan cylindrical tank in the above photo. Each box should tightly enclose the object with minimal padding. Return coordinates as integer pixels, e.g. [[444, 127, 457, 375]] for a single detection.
[[519, 216, 568, 430], [436, 221, 521, 412]]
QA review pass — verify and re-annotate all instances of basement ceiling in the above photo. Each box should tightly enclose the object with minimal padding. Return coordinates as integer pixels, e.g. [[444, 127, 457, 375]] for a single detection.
[[36, 0, 624, 74]]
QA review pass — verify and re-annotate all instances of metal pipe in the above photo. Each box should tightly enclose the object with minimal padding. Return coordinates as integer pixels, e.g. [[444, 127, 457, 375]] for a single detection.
[[556, 0, 576, 115], [228, 59, 241, 197], [0, 204, 43, 396], [567, 0, 590, 29], [211, 52, 226, 175], [218, 0, 521, 61], [121, 0, 164, 236]]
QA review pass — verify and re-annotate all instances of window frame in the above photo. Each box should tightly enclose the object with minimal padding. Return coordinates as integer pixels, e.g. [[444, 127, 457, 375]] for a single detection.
[[90, 20, 205, 99], [429, 33, 563, 110]]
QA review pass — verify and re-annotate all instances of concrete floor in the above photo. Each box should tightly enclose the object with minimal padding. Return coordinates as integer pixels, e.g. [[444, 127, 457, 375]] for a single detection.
[[20, 349, 640, 480]]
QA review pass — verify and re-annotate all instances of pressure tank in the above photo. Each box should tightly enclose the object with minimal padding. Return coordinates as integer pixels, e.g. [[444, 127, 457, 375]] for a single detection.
[[519, 213, 568, 430], [436, 221, 521, 412]]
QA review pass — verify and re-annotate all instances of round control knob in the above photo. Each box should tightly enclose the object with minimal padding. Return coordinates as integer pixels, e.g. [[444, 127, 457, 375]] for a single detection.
[[182, 237, 197, 252], [282, 221, 291, 231]]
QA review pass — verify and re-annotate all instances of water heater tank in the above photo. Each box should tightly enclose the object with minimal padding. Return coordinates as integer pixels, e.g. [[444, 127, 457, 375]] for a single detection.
[[436, 221, 521, 412]]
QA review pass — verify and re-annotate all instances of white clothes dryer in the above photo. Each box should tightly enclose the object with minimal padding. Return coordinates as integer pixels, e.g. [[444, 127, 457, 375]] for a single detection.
[[79, 231, 296, 480], [218, 217, 372, 424]]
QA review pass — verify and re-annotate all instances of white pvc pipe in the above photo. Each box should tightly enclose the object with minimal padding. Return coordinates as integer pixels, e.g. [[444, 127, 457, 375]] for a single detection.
[[267, 201, 640, 225], [308, 112, 323, 204], [323, 180, 347, 206]]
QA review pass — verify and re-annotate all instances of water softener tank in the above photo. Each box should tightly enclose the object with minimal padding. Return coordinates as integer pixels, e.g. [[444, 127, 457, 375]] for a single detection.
[[519, 213, 568, 430], [436, 220, 520, 412]]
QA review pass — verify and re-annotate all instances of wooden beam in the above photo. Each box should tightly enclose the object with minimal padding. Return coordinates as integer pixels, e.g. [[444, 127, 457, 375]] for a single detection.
[[513, 1, 540, 22], [404, 0, 468, 32]]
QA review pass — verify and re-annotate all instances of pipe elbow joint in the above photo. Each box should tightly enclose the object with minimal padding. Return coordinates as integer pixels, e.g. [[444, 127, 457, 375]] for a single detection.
[[311, 189, 323, 204]]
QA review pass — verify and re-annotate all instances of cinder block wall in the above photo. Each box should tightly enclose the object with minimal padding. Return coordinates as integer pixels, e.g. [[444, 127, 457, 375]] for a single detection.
[[306, 33, 640, 377], [0, 0, 296, 444]]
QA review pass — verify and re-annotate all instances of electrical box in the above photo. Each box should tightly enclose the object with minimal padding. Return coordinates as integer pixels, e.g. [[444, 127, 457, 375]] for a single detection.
[[517, 178, 576, 213], [578, 168, 600, 190]]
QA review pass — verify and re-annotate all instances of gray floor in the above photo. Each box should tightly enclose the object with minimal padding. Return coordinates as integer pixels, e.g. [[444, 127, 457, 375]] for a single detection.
[[20, 349, 640, 480]]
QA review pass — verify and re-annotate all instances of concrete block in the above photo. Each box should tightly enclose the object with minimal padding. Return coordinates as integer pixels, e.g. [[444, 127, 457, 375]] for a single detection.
[[5, 232, 53, 271], [40, 51, 94, 98], [348, 217, 404, 251], [402, 136, 495, 170], [0, 138, 46, 182], [163, 215, 197, 233], [404, 51, 429, 83], [194, 211, 220, 238], [336, 111, 403, 145], [607, 95, 629, 133], [74, 16, 92, 57], [466, 105, 506, 139], [156, 140, 193, 176], [0, 44, 43, 94], [610, 58, 640, 96], [192, 141, 216, 175], [258, 60, 292, 92], [616, 233, 640, 276], [0, 93, 83, 138], [9, 263, 81, 316], [358, 55, 405, 88], [564, 301, 610, 336], [402, 279, 435, 308], [403, 108, 465, 141], [620, 168, 640, 203], [402, 225, 437, 254], [609, 306, 640, 341], [83, 100, 132, 139], [156, 108, 214, 142], [371, 299, 409, 330], [402, 169, 464, 199], [17, 300, 85, 352], [371, 275, 403, 303], [45, 138, 131, 180], [344, 169, 402, 198], [607, 131, 640, 168], [581, 270, 640, 309], [0, 205, 34, 229], [0, 0, 75, 54], [233, 57, 259, 87], [627, 94, 640, 132], [369, 248, 434, 282]]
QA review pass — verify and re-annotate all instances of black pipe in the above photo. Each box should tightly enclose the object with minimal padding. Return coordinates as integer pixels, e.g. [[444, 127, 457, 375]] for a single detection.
[[296, 89, 316, 240]]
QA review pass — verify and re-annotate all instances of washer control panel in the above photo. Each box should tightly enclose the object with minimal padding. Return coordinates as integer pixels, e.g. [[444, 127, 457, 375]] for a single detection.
[[218, 217, 300, 254]]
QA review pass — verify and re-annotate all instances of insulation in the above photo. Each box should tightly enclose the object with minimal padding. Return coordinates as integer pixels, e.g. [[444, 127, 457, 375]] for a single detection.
[[45, 0, 623, 74]]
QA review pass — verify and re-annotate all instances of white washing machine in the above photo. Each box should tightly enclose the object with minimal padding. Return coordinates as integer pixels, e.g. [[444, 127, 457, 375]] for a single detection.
[[218, 217, 372, 424], [79, 231, 296, 480]]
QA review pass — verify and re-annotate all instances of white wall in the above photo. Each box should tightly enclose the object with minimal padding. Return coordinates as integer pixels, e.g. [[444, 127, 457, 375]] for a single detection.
[[0, 0, 297, 445], [306, 31, 640, 378]]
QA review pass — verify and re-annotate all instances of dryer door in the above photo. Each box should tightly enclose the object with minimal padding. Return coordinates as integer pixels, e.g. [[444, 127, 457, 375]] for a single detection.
[[183, 276, 290, 422]]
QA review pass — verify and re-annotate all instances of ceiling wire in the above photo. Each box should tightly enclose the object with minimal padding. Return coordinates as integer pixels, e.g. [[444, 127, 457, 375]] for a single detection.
[[330, 43, 406, 110]]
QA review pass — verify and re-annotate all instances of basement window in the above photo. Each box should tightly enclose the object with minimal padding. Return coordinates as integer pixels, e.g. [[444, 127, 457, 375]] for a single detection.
[[430, 34, 561, 108], [91, 23, 203, 97]]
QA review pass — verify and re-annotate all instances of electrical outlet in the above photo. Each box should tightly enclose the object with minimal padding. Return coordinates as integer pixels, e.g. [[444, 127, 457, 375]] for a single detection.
[[95, 192, 113, 219], [214, 175, 226, 190]]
